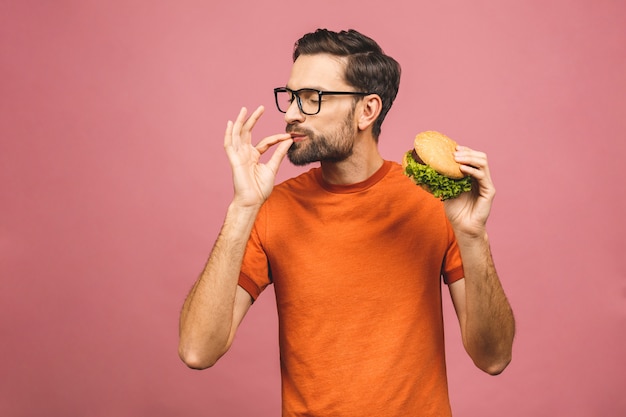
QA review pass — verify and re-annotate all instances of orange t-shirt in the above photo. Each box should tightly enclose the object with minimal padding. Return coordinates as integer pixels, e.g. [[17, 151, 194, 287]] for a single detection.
[[239, 160, 464, 417]]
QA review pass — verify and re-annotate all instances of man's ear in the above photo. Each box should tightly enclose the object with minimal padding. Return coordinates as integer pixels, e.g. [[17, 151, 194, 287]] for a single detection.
[[357, 94, 383, 131]]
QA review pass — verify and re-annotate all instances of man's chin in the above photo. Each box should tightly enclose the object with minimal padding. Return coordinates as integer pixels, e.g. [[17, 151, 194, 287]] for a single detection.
[[287, 141, 352, 166], [287, 151, 318, 166], [285, 142, 311, 166], [287, 152, 351, 166]]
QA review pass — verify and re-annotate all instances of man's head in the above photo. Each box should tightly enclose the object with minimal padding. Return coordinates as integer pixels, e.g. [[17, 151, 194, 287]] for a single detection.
[[281, 53, 361, 166], [292, 29, 401, 140]]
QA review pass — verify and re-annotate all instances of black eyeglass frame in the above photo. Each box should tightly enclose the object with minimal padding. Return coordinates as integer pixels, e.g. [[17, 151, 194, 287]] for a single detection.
[[273, 87, 374, 115]]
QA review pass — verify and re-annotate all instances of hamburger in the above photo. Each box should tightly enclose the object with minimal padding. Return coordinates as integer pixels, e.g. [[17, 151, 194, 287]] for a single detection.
[[402, 131, 472, 200]]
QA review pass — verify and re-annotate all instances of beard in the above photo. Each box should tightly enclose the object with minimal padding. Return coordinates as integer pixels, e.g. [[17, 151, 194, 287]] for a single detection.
[[286, 111, 357, 166]]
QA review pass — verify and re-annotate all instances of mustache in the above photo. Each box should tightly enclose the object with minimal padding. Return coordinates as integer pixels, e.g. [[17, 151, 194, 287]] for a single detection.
[[286, 125, 314, 136]]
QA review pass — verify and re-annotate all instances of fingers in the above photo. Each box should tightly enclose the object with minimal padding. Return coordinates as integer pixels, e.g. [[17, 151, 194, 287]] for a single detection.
[[254, 133, 293, 175], [255, 133, 292, 154], [454, 146, 489, 179], [225, 106, 265, 149], [223, 105, 292, 178], [225, 105, 291, 152], [265, 138, 294, 174], [224, 120, 234, 148], [454, 146, 496, 201], [233, 106, 264, 143]]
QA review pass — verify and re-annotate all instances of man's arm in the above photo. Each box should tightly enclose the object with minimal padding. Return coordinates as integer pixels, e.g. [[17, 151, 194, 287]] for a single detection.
[[178, 106, 292, 369], [444, 146, 515, 375], [178, 204, 257, 369]]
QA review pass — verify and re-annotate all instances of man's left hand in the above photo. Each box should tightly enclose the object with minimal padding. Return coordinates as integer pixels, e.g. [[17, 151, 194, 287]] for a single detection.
[[443, 146, 495, 238]]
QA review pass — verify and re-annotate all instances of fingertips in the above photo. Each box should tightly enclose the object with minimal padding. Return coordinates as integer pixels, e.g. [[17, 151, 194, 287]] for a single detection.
[[241, 105, 266, 131], [279, 137, 294, 149], [266, 138, 294, 173], [459, 163, 479, 176], [246, 105, 265, 124], [454, 148, 487, 166], [255, 133, 293, 153], [235, 107, 247, 122], [453, 150, 471, 165], [224, 120, 234, 146]]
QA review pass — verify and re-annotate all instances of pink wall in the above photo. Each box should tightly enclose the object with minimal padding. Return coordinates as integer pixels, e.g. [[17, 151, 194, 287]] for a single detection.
[[1, 1, 625, 416]]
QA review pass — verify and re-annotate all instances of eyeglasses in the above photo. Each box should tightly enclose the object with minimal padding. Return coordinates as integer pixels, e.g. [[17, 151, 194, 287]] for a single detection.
[[274, 87, 373, 115]]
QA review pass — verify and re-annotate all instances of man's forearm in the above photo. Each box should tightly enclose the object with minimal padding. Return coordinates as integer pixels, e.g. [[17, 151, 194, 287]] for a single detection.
[[455, 231, 515, 375], [178, 203, 260, 368]]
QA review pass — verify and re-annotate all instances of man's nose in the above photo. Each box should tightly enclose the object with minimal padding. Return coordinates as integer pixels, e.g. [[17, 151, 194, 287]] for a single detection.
[[284, 99, 305, 124]]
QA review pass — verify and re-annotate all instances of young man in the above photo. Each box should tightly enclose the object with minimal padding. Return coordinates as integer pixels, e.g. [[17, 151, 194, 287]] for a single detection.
[[179, 29, 515, 416]]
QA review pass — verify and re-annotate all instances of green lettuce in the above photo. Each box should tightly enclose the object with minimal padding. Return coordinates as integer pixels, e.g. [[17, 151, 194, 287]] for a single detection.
[[403, 151, 472, 201]]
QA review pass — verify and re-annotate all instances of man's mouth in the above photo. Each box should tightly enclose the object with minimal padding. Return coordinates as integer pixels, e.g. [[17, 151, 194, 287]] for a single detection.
[[289, 133, 307, 143]]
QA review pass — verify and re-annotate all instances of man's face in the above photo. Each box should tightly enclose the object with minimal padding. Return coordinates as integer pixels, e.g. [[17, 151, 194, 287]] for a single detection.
[[283, 54, 359, 166]]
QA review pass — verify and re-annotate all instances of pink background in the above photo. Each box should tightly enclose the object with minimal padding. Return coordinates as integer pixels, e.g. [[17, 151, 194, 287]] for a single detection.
[[1, 1, 625, 416]]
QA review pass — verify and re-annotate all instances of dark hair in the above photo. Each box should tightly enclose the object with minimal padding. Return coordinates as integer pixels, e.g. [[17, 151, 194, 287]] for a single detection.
[[293, 29, 401, 139]]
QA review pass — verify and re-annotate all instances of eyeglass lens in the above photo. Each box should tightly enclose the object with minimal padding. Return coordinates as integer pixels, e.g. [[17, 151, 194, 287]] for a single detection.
[[276, 89, 320, 115]]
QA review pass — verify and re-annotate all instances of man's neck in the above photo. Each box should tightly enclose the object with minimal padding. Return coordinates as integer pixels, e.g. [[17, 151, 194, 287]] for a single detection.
[[319, 139, 384, 185]]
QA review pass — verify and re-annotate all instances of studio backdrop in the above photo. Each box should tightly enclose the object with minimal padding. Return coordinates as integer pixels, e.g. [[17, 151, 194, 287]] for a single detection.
[[1, 1, 624, 416]]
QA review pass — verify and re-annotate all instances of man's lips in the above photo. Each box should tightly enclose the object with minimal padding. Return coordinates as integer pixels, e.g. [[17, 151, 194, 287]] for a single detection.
[[289, 132, 307, 142]]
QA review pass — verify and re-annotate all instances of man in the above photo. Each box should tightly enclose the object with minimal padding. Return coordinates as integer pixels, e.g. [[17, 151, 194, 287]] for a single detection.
[[179, 29, 515, 416]]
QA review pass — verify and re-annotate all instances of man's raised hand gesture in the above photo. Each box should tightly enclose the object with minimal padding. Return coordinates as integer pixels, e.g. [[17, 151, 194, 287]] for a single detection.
[[224, 106, 293, 208]]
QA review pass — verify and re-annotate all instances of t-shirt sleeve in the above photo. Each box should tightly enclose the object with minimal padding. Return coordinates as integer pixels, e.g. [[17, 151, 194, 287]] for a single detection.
[[238, 207, 272, 301], [442, 220, 465, 285]]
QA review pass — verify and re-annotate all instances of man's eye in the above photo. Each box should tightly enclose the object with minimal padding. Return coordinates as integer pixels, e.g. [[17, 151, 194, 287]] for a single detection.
[[301, 93, 319, 103]]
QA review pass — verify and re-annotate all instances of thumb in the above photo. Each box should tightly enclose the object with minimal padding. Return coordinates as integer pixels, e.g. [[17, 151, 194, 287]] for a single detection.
[[266, 138, 294, 175]]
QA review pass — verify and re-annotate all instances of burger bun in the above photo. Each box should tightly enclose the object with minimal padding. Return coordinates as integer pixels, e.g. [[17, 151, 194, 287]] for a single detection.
[[414, 131, 464, 179]]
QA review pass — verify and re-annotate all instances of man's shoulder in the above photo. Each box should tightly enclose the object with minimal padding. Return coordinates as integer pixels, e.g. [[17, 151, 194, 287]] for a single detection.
[[384, 160, 446, 206]]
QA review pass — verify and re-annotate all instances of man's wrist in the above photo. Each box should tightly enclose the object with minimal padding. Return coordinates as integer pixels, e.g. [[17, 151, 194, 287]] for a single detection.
[[453, 227, 489, 245]]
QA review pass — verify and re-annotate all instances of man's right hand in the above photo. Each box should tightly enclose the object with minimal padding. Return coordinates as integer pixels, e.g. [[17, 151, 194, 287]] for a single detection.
[[224, 106, 293, 208]]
